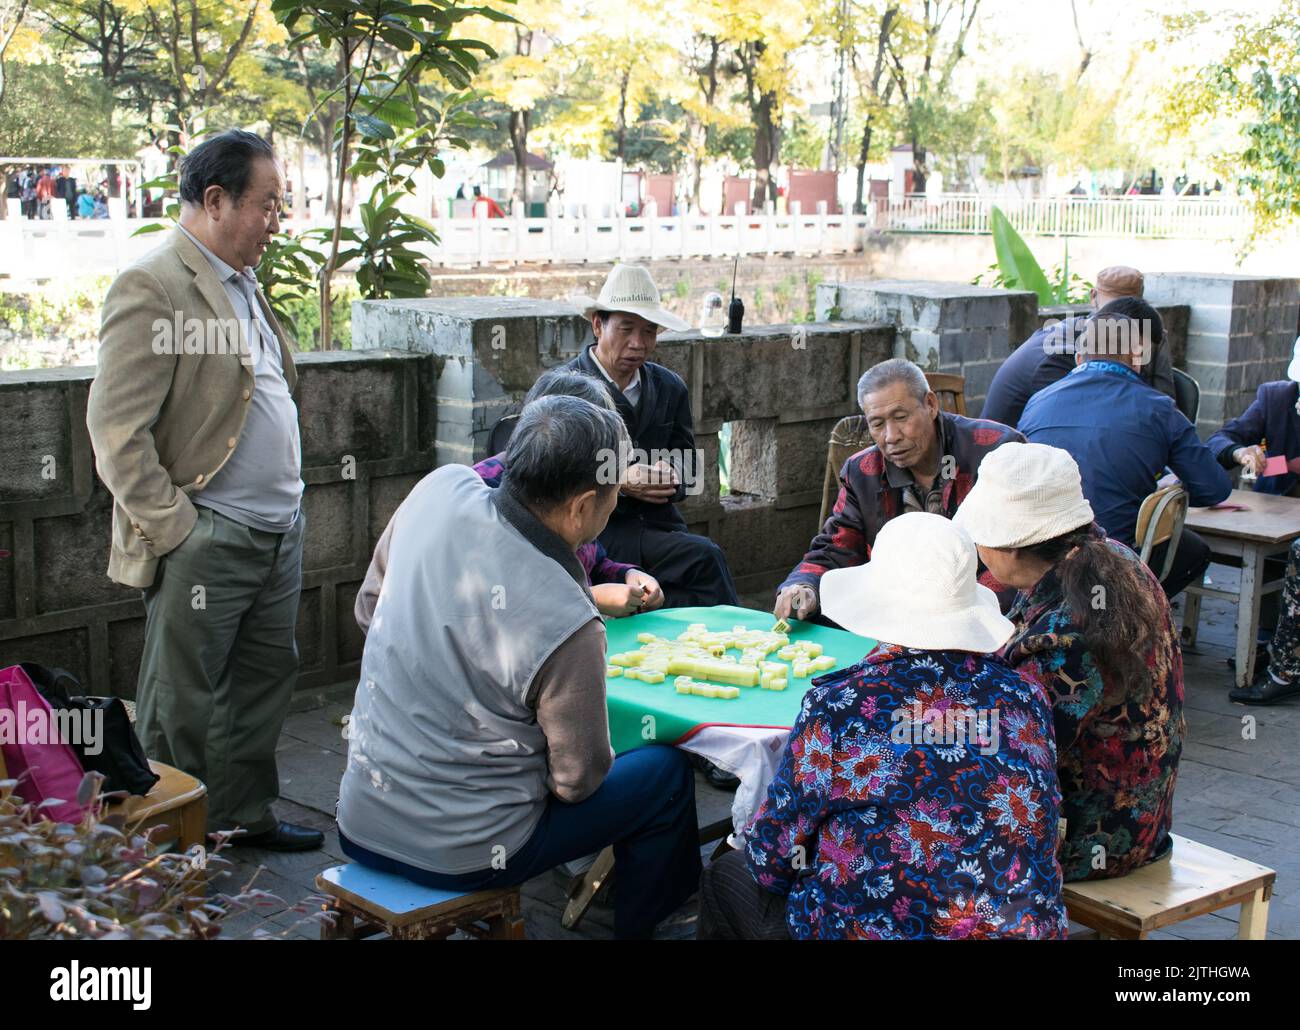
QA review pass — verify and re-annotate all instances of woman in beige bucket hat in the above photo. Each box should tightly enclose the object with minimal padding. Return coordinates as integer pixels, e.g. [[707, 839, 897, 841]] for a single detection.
[[953, 442, 1185, 884]]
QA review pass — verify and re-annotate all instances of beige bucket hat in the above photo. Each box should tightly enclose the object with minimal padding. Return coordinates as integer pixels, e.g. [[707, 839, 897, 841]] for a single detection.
[[953, 442, 1095, 549], [573, 263, 691, 332], [820, 511, 1014, 653]]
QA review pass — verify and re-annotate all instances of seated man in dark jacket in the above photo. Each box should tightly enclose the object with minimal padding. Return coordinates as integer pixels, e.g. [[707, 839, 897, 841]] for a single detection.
[[1018, 299, 1231, 597], [774, 357, 1023, 623], [981, 265, 1176, 428], [564, 263, 738, 609], [1206, 341, 1300, 496]]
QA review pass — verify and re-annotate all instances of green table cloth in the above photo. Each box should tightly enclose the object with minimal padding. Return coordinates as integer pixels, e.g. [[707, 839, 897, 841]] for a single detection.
[[604, 604, 877, 755]]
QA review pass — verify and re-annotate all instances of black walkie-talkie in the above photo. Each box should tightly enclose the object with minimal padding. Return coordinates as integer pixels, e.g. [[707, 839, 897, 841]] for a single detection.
[[727, 255, 744, 334]]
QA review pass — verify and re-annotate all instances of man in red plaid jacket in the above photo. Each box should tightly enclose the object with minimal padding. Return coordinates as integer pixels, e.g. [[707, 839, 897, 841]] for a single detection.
[[775, 358, 1023, 622]]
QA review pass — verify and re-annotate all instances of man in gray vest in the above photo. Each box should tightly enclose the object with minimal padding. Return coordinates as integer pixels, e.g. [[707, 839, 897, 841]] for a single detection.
[[338, 396, 702, 939]]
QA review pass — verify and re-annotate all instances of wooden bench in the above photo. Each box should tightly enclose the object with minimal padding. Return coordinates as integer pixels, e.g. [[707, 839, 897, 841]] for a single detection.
[[315, 863, 526, 940], [1063, 834, 1276, 940]]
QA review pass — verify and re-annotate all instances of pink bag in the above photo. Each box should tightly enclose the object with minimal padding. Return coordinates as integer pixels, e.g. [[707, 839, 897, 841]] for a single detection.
[[0, 664, 88, 823]]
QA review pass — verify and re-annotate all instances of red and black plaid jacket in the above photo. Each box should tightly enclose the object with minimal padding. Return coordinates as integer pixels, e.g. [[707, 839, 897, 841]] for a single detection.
[[780, 412, 1024, 598]]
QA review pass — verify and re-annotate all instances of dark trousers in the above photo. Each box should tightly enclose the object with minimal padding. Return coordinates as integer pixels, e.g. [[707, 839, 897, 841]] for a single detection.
[[137, 506, 304, 834], [603, 518, 739, 609], [340, 745, 701, 939], [1152, 528, 1211, 599], [697, 848, 791, 940]]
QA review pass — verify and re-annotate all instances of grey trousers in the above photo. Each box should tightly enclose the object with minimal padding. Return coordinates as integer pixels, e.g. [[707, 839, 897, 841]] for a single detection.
[[136, 505, 304, 835]]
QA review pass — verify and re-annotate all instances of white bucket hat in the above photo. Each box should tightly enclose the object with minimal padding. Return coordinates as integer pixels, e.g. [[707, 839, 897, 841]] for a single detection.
[[820, 511, 1014, 653], [573, 263, 691, 332], [953, 442, 1095, 549]]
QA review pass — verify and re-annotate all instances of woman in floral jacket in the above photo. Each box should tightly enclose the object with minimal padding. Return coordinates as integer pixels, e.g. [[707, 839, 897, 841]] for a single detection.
[[698, 512, 1068, 940], [955, 442, 1184, 882]]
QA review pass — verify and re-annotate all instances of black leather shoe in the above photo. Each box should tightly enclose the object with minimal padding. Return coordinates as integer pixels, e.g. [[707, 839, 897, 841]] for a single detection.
[[1229, 669, 1300, 706], [230, 821, 325, 851]]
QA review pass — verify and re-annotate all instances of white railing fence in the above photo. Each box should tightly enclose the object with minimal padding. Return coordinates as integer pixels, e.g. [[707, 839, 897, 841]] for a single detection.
[[0, 201, 871, 280], [2, 193, 1256, 280], [876, 192, 1254, 240]]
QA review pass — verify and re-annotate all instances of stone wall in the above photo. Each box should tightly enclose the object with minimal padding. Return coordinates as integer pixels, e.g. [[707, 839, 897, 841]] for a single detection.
[[1144, 274, 1300, 437], [815, 279, 1039, 413], [0, 351, 437, 698]]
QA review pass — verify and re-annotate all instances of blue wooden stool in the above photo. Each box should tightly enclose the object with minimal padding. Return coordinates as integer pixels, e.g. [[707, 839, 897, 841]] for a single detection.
[[315, 864, 525, 940]]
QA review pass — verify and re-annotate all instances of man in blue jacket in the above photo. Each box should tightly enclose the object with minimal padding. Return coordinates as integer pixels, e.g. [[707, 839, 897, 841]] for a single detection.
[[981, 265, 1176, 428], [1206, 339, 1300, 702], [1206, 340, 1300, 496], [1019, 298, 1231, 597]]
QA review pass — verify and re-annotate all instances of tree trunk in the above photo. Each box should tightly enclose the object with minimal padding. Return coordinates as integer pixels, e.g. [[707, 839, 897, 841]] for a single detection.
[[690, 36, 720, 212], [911, 141, 928, 194], [751, 90, 780, 212], [510, 108, 530, 211], [854, 117, 875, 214], [615, 66, 631, 163]]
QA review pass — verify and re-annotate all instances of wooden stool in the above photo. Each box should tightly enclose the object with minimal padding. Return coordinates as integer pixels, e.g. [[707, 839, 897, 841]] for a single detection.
[[315, 864, 526, 940], [110, 759, 207, 855], [1063, 834, 1276, 940]]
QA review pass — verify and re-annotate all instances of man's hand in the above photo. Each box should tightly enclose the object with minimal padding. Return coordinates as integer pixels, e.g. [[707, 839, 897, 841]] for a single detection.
[[592, 583, 653, 618], [1233, 445, 1267, 477], [621, 460, 678, 504], [624, 569, 664, 611], [774, 584, 818, 622]]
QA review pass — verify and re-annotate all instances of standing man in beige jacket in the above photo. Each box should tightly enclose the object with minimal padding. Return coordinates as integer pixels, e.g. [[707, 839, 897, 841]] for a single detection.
[[86, 129, 321, 851]]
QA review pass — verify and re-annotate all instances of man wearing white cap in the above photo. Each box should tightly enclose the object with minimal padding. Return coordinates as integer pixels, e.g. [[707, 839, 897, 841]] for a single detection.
[[565, 263, 738, 608], [954, 442, 1185, 880], [699, 512, 1068, 939]]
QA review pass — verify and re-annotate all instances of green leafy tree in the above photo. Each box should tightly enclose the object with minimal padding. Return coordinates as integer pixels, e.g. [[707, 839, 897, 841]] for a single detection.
[[0, 59, 134, 154], [884, 0, 981, 193], [1163, 0, 1300, 247], [274, 0, 508, 345], [0, 0, 29, 102]]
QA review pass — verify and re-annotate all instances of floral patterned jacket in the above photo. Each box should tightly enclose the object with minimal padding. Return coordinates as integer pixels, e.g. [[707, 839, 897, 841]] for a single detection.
[[1001, 527, 1184, 882], [744, 644, 1068, 940]]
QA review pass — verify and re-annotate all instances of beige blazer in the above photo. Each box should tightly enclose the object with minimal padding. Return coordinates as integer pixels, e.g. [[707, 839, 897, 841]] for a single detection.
[[86, 228, 298, 588]]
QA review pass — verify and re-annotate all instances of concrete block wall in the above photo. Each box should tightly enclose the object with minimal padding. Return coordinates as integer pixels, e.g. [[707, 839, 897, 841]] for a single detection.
[[351, 297, 590, 466], [0, 350, 437, 698], [1144, 274, 1300, 437], [815, 279, 1039, 413]]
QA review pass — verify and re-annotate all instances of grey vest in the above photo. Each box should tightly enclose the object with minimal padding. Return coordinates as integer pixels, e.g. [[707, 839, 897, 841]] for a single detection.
[[336, 464, 601, 874]]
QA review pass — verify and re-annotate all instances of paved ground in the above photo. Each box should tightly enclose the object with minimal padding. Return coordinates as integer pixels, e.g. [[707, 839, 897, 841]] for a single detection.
[[212, 574, 1300, 940]]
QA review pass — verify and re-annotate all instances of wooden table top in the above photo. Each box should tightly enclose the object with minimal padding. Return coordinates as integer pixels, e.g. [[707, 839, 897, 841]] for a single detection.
[[1184, 488, 1300, 545]]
